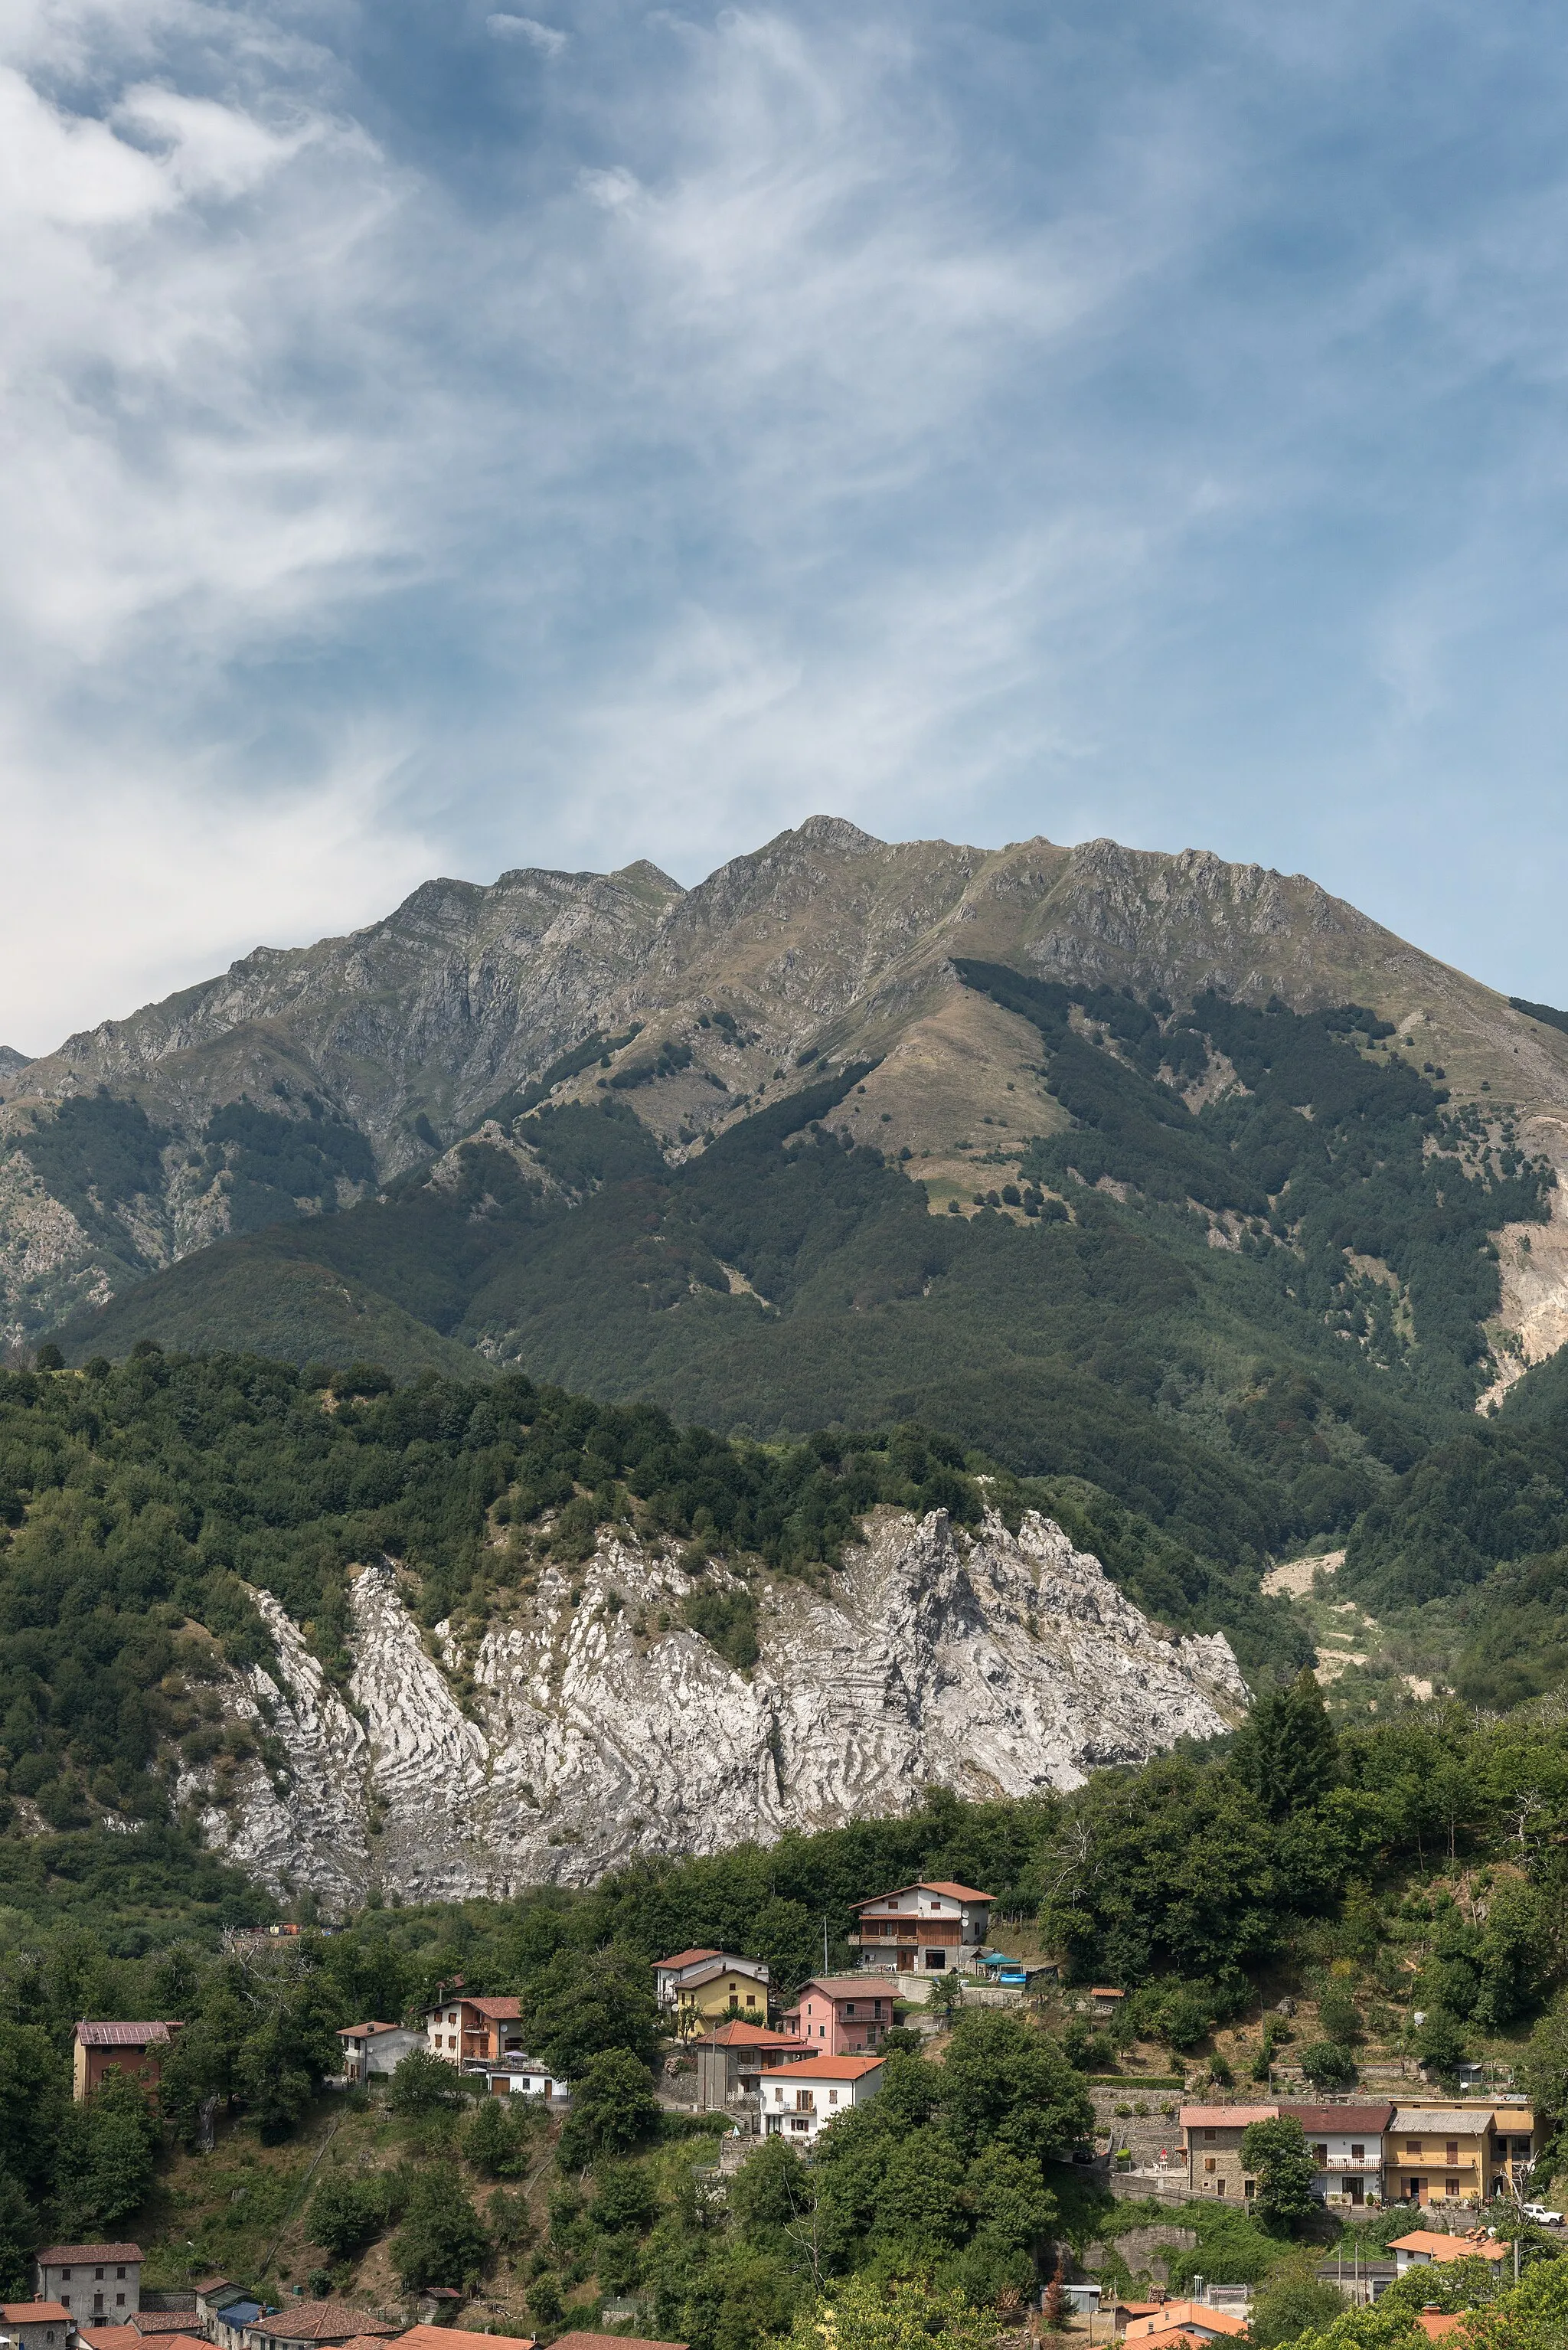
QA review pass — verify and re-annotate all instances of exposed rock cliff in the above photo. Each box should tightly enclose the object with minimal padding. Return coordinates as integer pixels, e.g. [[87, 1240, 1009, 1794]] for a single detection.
[[181, 1505, 1247, 1905]]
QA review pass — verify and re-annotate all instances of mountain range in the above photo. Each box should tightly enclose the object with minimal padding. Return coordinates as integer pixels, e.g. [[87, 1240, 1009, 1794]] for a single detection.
[[7, 815, 1568, 1713]]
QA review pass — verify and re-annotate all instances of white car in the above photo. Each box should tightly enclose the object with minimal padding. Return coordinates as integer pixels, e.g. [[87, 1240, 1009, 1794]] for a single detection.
[[1521, 2204, 1563, 2226]]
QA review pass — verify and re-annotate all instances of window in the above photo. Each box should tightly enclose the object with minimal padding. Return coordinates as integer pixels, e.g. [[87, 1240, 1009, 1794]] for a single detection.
[[1446, 2179, 1460, 2198], [1204, 2159, 1215, 2174], [1406, 2141, 1423, 2156], [829, 2090, 839, 2105], [116, 2271, 126, 2281], [925, 1950, 944, 1969], [61, 2273, 71, 2283], [96, 2270, 106, 2280], [1352, 2146, 1364, 2163], [1217, 2180, 1227, 2197], [1514, 2139, 1534, 2157], [1204, 2129, 1217, 2142], [1315, 2146, 1328, 2165], [1244, 2181, 1256, 2199]]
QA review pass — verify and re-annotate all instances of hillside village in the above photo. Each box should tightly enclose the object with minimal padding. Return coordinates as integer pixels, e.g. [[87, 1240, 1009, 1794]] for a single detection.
[[4, 1873, 1563, 2350]]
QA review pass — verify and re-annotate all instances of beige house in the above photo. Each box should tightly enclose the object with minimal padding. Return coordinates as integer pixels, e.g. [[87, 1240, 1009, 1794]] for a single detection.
[[1387, 2107, 1540, 2207], [423, 1994, 521, 2066]]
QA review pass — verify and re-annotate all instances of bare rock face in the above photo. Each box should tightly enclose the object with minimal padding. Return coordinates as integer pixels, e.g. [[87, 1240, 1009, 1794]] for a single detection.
[[185, 1506, 1247, 1905]]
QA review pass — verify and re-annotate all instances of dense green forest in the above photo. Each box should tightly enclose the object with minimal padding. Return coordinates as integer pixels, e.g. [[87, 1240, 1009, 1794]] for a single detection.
[[5, 1686, 1568, 2344]]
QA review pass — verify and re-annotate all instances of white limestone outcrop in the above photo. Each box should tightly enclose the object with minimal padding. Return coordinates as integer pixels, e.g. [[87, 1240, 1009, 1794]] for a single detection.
[[185, 1506, 1248, 1904]]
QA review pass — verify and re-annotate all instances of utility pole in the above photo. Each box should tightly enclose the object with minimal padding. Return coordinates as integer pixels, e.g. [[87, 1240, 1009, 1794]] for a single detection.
[[824, 1916, 829, 1974]]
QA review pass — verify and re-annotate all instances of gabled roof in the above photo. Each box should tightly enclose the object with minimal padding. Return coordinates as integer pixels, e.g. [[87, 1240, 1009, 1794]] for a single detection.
[[763, 2054, 884, 2080], [654, 1948, 722, 1970], [854, 1881, 994, 1908], [336, 2022, 402, 2040], [1179, 2105, 1278, 2129], [468, 1995, 520, 2019], [1392, 2110, 1499, 2136], [1415, 2319, 1465, 2342], [1281, 2103, 1395, 2136], [674, 1956, 769, 1989], [35, 2245, 143, 2266], [79, 2329, 145, 2350], [244, 2302, 397, 2340], [74, 2022, 178, 2048], [784, 1976, 885, 2002], [1123, 2306, 1246, 2341], [694, 2021, 806, 2048], [1390, 2233, 1508, 2263], [131, 2316, 205, 2333], [3, 2305, 74, 2324]]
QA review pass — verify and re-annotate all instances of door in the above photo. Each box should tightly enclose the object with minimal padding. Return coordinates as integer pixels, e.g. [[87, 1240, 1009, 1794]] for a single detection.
[[1348, 2180, 1364, 2207], [1414, 2178, 1428, 2205]]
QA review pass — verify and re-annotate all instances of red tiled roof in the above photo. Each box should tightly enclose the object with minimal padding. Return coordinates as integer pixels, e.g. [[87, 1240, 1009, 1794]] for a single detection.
[[1416, 2319, 1465, 2342], [4, 2306, 74, 2325], [1179, 2105, 1279, 2130], [1391, 2234, 1508, 2264], [654, 1948, 722, 1970], [854, 1882, 993, 1908], [764, 2054, 884, 2080], [35, 2245, 143, 2266], [336, 2022, 397, 2039], [74, 2022, 178, 2048], [1280, 2102, 1396, 2135], [467, 1997, 520, 2020], [244, 2303, 397, 2341], [1124, 2306, 1246, 2340], [551, 2333, 688, 2350], [694, 2022, 805, 2048], [79, 2329, 144, 2350], [132, 2316, 206, 2334], [397, 2330, 536, 2350], [785, 1976, 887, 2002]]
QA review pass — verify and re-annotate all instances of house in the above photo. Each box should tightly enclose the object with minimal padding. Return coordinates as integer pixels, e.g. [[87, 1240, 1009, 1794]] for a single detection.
[[34, 2249, 141, 2325], [671, 1956, 772, 2035], [1179, 2105, 1279, 2199], [1414, 2317, 1467, 2342], [691, 2021, 809, 2110], [193, 2286, 246, 2335], [72, 2025, 179, 2103], [760, 2053, 884, 2144], [1122, 2307, 1247, 2345], [240, 2304, 397, 2350], [782, 1977, 894, 2054], [1091, 1988, 1127, 2018], [2, 2306, 74, 2350], [466, 2054, 570, 2100], [1278, 2103, 1394, 2208], [336, 2022, 424, 2083], [848, 1881, 994, 1976], [1390, 2232, 1509, 2276], [1387, 2108, 1539, 2208], [207, 2303, 263, 2350], [653, 1949, 724, 2007], [423, 1994, 521, 2066]]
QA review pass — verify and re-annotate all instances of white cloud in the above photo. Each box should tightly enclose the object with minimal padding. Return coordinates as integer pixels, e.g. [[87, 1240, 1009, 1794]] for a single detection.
[[486, 14, 567, 57]]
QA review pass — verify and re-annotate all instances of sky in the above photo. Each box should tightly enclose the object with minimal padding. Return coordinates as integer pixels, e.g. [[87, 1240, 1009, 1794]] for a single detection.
[[4, 0, 1568, 1054]]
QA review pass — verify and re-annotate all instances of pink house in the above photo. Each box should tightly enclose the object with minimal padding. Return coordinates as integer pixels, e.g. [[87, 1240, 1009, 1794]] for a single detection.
[[782, 1976, 893, 2053]]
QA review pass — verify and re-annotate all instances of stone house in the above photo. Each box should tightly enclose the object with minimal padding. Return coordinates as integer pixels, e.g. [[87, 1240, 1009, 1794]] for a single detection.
[[848, 1881, 993, 1977], [1179, 2104, 1278, 2199], [2, 2306, 73, 2350], [240, 2304, 397, 2350], [34, 2249, 141, 2326], [691, 2021, 808, 2110]]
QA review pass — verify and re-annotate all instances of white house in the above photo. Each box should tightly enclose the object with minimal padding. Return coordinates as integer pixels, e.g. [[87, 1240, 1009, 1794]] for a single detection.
[[849, 1881, 994, 1976], [1279, 2104, 1395, 2208], [761, 2054, 884, 2144], [34, 2247, 141, 2325], [336, 2023, 425, 2083], [468, 2055, 570, 2100]]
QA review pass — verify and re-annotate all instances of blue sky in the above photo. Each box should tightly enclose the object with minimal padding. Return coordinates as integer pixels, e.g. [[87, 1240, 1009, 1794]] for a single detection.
[[4, 0, 1568, 1051]]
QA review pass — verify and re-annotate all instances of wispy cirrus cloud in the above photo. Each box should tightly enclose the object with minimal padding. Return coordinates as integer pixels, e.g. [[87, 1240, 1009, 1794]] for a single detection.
[[3, 0, 1568, 1052]]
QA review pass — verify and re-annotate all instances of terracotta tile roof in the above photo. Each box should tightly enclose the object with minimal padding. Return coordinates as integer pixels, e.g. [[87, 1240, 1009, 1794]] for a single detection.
[[1390, 2234, 1508, 2263], [551, 2332, 688, 2350], [466, 1997, 520, 2020], [244, 2302, 397, 2340], [1280, 2103, 1396, 2136], [1179, 2106, 1278, 2129], [764, 2053, 884, 2080], [79, 2329, 144, 2350], [336, 2022, 398, 2039], [397, 2329, 536, 2350], [35, 2245, 144, 2266], [74, 2022, 178, 2048], [1416, 2318, 1466, 2341], [654, 1949, 722, 1970], [3, 2305, 74, 2325], [855, 1881, 993, 1908], [1123, 2305, 1247, 2340], [785, 1976, 889, 2002], [131, 2316, 206, 2333], [694, 2022, 805, 2048]]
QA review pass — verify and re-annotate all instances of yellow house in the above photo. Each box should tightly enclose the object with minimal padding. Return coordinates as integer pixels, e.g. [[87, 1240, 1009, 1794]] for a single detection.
[[674, 1956, 771, 2035]]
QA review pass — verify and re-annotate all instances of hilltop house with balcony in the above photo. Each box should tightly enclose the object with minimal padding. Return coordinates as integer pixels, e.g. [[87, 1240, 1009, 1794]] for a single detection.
[[423, 1994, 521, 2066], [1386, 2108, 1540, 2207], [761, 2054, 884, 2145], [1283, 2103, 1395, 2208], [849, 1882, 993, 1976]]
